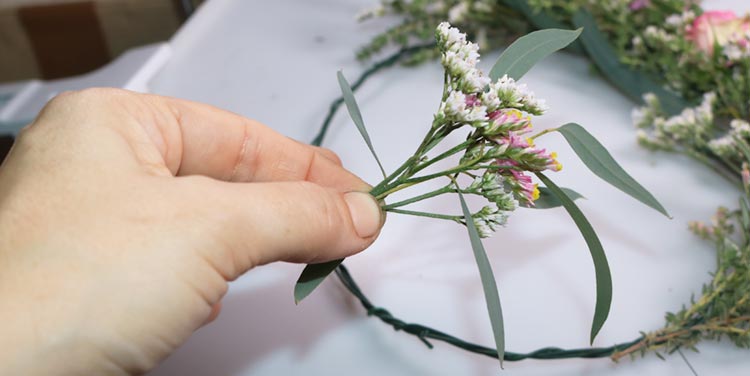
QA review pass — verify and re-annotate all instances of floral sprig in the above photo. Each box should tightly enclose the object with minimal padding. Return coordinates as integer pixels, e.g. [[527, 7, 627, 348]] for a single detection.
[[297, 22, 669, 367], [368, 22, 563, 236], [325, 0, 750, 366]]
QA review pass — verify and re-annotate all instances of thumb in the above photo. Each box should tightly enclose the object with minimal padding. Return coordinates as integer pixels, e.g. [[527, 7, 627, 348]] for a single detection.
[[187, 178, 383, 279]]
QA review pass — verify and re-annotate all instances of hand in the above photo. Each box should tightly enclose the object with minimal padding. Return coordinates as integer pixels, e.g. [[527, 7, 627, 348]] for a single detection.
[[0, 88, 383, 375]]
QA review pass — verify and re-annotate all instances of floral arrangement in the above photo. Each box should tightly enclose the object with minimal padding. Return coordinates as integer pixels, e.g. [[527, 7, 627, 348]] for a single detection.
[[295, 22, 669, 367], [296, 0, 750, 367]]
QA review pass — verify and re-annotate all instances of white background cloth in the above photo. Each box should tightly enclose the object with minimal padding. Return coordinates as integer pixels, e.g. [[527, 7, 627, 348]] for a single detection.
[[148, 1, 750, 375]]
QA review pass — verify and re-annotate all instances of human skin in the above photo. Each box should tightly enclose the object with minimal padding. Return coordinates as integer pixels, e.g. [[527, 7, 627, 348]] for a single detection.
[[0, 88, 383, 375]]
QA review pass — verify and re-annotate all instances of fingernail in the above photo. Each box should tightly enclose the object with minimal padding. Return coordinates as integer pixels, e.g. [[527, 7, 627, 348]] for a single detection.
[[343, 192, 382, 238]]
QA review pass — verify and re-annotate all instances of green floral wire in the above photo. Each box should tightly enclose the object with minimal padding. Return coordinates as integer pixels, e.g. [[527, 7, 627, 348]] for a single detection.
[[311, 44, 643, 361]]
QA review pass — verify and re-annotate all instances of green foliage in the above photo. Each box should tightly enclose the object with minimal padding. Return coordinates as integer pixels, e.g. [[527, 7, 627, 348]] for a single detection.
[[457, 190, 505, 366], [489, 28, 582, 80], [338, 71, 387, 178], [294, 260, 343, 303], [614, 203, 750, 360], [537, 172, 612, 343], [532, 186, 584, 209], [556, 123, 670, 217]]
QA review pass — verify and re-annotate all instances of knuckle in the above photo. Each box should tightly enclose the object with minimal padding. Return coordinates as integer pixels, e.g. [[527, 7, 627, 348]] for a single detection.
[[294, 181, 349, 245], [316, 147, 342, 165]]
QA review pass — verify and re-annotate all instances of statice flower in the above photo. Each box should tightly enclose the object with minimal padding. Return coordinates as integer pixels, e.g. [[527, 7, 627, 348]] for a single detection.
[[367, 23, 565, 239]]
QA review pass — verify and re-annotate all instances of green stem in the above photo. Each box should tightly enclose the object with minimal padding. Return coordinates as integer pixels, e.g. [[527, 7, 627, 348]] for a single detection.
[[409, 139, 475, 176], [381, 185, 455, 210], [530, 127, 559, 140], [371, 156, 417, 197], [401, 162, 511, 187], [375, 181, 420, 200], [386, 208, 463, 222]]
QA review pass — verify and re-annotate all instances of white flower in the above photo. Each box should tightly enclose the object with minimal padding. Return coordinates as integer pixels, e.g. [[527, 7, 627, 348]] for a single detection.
[[665, 14, 683, 27], [464, 105, 488, 122], [443, 91, 467, 116], [472, 205, 509, 238], [708, 135, 736, 157], [643, 93, 659, 107], [724, 44, 744, 61], [481, 89, 501, 111], [442, 50, 474, 75], [462, 69, 491, 93], [437, 22, 466, 48], [632, 107, 647, 127], [521, 93, 548, 114], [731, 119, 750, 138]]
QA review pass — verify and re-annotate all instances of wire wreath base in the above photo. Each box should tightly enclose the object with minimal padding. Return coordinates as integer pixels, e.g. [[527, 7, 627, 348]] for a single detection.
[[335, 264, 642, 361], [309, 44, 685, 364]]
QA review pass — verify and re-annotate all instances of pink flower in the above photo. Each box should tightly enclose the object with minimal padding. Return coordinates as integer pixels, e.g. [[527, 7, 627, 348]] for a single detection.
[[629, 0, 650, 11], [465, 94, 481, 107], [688, 11, 750, 55]]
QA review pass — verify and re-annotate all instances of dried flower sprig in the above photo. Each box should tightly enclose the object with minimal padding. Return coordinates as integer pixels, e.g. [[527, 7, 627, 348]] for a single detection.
[[294, 23, 668, 366], [304, 0, 750, 366]]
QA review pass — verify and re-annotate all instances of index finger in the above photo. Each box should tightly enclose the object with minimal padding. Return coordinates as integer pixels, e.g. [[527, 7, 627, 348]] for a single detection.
[[139, 92, 369, 192]]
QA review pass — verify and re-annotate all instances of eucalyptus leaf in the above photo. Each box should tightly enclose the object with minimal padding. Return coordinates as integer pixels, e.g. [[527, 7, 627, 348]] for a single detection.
[[531, 187, 585, 209], [294, 259, 343, 304], [557, 123, 670, 218], [501, 0, 584, 54], [572, 9, 686, 115], [489, 28, 582, 81], [457, 191, 505, 366], [337, 70, 387, 178], [740, 197, 750, 232], [536, 172, 612, 344]]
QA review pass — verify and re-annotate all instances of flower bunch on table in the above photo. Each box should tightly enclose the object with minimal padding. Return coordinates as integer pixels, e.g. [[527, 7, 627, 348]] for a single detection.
[[295, 22, 667, 367]]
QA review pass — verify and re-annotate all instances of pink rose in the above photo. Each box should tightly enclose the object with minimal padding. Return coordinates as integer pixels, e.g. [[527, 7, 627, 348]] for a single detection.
[[687, 11, 750, 54]]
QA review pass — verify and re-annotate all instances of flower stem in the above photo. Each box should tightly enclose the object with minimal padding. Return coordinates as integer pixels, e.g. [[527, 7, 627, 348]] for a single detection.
[[530, 127, 559, 140], [381, 185, 455, 210], [371, 156, 417, 197], [386, 208, 463, 222], [409, 139, 474, 176]]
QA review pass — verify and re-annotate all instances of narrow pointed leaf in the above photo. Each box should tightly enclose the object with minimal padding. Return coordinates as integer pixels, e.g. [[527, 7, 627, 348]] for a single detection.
[[489, 28, 582, 81], [457, 191, 505, 366], [502, 0, 584, 54], [337, 70, 386, 178], [740, 197, 750, 232], [530, 187, 585, 209], [294, 259, 343, 304], [572, 9, 686, 115], [536, 172, 611, 344], [557, 123, 670, 218]]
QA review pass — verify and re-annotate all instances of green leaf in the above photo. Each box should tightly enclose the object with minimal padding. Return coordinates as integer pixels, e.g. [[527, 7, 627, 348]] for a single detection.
[[489, 28, 582, 81], [501, 0, 584, 54], [457, 190, 505, 366], [572, 9, 686, 115], [337, 70, 386, 178], [530, 186, 585, 209], [557, 123, 670, 218], [740, 197, 750, 232], [536, 172, 612, 344], [294, 259, 343, 304]]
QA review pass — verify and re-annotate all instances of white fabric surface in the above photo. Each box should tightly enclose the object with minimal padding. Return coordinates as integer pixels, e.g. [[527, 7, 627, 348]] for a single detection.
[[148, 1, 750, 375]]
